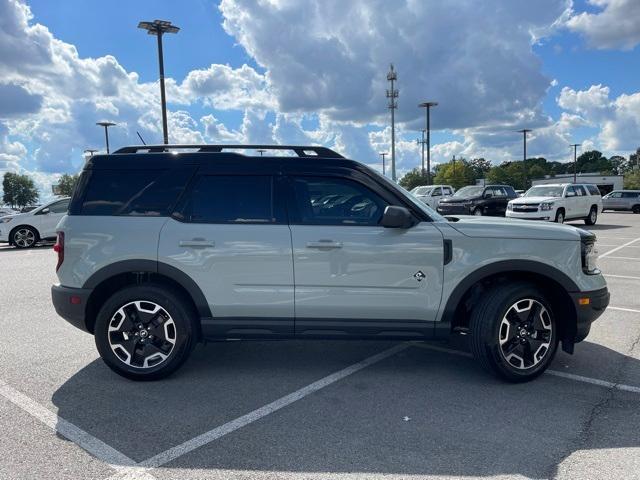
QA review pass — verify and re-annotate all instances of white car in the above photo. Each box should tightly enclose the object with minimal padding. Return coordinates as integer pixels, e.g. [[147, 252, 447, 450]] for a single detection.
[[506, 184, 602, 225], [410, 184, 454, 209], [0, 197, 70, 248]]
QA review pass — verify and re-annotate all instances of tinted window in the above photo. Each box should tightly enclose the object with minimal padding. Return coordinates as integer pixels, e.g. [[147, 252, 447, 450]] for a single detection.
[[443, 187, 452, 195], [80, 168, 193, 216], [586, 185, 601, 196], [291, 177, 386, 226], [490, 186, 507, 197], [566, 186, 577, 197], [575, 185, 587, 196], [622, 192, 640, 198], [48, 199, 70, 213], [182, 175, 274, 223], [432, 187, 442, 196]]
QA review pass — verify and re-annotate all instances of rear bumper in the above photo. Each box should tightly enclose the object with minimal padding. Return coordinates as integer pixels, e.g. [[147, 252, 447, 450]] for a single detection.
[[570, 286, 610, 342], [51, 284, 93, 333]]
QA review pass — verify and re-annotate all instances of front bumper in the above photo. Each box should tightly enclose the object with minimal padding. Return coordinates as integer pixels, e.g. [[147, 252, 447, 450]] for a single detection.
[[506, 210, 554, 221], [570, 286, 610, 342], [51, 284, 93, 333]]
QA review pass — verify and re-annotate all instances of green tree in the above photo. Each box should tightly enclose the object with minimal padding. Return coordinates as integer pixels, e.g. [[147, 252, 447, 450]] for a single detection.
[[398, 168, 431, 190], [468, 157, 492, 179], [2, 172, 39, 208], [433, 158, 476, 189], [57, 173, 79, 196], [624, 171, 640, 190]]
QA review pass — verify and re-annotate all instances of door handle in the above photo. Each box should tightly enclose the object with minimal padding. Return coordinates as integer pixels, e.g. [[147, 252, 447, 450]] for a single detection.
[[306, 240, 343, 249], [179, 238, 215, 248]]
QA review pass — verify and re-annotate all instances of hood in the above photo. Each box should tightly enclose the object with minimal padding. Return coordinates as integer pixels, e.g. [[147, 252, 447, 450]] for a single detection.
[[445, 215, 581, 241], [440, 195, 478, 202], [510, 196, 558, 204]]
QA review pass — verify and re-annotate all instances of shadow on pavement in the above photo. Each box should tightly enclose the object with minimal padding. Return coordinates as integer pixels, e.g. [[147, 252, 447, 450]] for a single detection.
[[51, 339, 640, 478]]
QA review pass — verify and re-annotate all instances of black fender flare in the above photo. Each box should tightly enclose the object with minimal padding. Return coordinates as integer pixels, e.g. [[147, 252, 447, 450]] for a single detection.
[[82, 259, 211, 318], [440, 260, 579, 324]]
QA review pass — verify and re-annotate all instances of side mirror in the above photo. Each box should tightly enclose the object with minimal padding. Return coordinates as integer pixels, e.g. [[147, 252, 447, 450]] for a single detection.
[[380, 206, 414, 228], [41, 207, 50, 214]]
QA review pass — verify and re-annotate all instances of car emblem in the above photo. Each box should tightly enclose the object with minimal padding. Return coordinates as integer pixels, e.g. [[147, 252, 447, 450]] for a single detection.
[[413, 271, 425, 282]]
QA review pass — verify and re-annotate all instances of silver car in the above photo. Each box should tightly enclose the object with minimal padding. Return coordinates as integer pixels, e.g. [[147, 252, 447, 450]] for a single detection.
[[602, 190, 640, 213]]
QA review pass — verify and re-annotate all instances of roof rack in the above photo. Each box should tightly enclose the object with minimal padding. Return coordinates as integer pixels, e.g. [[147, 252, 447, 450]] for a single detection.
[[112, 144, 344, 159]]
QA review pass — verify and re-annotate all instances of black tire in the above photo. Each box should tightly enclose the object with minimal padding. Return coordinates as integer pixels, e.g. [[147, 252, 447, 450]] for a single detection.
[[584, 206, 598, 225], [10, 225, 38, 249], [94, 284, 197, 380], [554, 209, 565, 224], [469, 281, 559, 382], [632, 205, 640, 214], [473, 207, 483, 216]]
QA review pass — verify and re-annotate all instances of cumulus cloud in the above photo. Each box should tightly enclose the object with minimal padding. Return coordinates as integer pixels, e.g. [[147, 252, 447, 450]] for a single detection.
[[567, 0, 640, 50]]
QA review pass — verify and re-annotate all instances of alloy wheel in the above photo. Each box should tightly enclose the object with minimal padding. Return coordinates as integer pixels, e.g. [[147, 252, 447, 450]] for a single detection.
[[590, 209, 597, 223], [498, 299, 553, 370], [13, 228, 35, 248], [108, 300, 177, 369]]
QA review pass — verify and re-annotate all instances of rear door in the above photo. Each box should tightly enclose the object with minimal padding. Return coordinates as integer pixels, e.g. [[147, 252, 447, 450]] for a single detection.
[[158, 173, 294, 337], [286, 174, 444, 336]]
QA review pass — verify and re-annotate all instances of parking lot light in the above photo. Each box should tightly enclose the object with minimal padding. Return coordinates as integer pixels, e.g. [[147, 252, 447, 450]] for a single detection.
[[96, 122, 116, 154]]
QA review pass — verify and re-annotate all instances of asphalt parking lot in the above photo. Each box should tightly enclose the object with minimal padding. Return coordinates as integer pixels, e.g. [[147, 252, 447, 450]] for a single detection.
[[1, 213, 640, 480]]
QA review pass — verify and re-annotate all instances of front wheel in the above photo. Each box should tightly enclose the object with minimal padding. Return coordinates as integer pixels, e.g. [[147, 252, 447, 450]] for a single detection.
[[470, 282, 559, 382], [554, 209, 565, 224], [94, 284, 197, 380], [584, 207, 598, 225], [473, 208, 483, 216]]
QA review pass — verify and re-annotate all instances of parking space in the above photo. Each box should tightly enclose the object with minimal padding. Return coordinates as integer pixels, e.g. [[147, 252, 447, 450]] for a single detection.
[[1, 212, 640, 479]]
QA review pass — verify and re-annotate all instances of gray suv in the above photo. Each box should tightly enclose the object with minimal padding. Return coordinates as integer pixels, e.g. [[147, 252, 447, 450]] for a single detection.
[[602, 190, 640, 213], [51, 145, 609, 382]]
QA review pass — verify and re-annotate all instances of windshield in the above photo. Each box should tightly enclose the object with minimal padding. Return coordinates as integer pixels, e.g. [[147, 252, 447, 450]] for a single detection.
[[453, 186, 483, 197], [524, 186, 564, 198], [412, 187, 432, 196], [364, 167, 447, 222]]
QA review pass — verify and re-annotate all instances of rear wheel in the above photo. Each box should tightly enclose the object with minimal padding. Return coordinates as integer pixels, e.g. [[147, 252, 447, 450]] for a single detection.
[[11, 226, 38, 248], [470, 281, 559, 382], [554, 209, 565, 224], [473, 207, 483, 216], [584, 206, 598, 225], [94, 284, 197, 380], [632, 205, 640, 214]]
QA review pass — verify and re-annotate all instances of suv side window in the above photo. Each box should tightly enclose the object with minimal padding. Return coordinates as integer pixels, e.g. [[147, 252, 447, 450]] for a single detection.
[[181, 175, 275, 224], [443, 187, 452, 195], [290, 176, 387, 226], [432, 187, 442, 196], [575, 185, 587, 196], [586, 185, 600, 196], [48, 199, 70, 213], [565, 186, 577, 197], [492, 186, 507, 197], [622, 192, 639, 198]]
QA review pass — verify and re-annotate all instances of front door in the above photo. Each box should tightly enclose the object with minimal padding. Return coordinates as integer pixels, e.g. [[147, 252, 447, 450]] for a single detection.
[[36, 198, 70, 238], [158, 174, 294, 337], [287, 175, 444, 337]]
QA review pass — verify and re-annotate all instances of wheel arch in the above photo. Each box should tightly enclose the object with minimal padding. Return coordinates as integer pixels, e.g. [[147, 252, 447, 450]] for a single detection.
[[441, 260, 578, 351], [82, 260, 211, 334]]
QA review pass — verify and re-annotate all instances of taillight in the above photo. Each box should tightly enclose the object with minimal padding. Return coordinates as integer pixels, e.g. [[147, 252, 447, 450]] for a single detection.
[[54, 231, 64, 271]]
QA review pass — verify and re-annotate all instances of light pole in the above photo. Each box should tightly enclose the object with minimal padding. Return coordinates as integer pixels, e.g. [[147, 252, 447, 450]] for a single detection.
[[517, 129, 532, 162], [416, 129, 426, 177], [419, 101, 438, 185], [570, 143, 580, 183], [96, 121, 116, 154], [138, 19, 180, 145], [386, 64, 398, 181], [257, 149, 267, 157], [379, 152, 388, 176]]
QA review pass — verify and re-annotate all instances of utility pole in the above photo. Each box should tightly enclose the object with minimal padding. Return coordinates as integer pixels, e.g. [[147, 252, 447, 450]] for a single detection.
[[517, 129, 532, 162], [416, 130, 426, 176], [386, 64, 398, 181], [96, 121, 116, 154], [379, 152, 388, 176], [138, 20, 180, 144], [570, 143, 580, 183], [419, 101, 438, 185], [257, 149, 267, 157]]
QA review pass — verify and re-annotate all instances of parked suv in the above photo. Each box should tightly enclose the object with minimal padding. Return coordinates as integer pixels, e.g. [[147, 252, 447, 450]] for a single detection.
[[602, 190, 640, 213], [437, 185, 518, 216], [410, 185, 454, 209], [52, 145, 609, 382], [507, 184, 602, 224], [0, 197, 70, 248]]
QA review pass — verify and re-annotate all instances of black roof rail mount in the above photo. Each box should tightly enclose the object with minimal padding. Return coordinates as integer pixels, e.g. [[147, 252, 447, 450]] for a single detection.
[[112, 144, 344, 159]]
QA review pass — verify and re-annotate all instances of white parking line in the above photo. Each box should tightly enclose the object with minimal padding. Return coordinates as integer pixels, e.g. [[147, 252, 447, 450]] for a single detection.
[[609, 306, 640, 314], [106, 343, 410, 479], [599, 237, 640, 258], [412, 343, 640, 394], [601, 256, 640, 261], [605, 274, 640, 281], [0, 379, 155, 479]]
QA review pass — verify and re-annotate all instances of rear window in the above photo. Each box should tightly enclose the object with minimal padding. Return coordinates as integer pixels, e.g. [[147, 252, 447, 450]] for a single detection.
[[77, 168, 194, 216], [585, 185, 601, 196], [178, 175, 275, 224]]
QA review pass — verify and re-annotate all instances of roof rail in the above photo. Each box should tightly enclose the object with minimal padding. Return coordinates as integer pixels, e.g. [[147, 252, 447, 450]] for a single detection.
[[111, 144, 344, 158]]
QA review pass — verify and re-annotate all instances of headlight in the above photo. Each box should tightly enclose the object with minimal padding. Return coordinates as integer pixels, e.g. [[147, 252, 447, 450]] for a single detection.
[[540, 202, 554, 211], [579, 230, 599, 275], [507, 203, 513, 211], [1, 217, 13, 224]]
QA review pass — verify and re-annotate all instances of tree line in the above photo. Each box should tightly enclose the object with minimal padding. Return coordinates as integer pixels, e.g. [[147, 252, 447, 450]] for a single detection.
[[399, 150, 640, 191], [2, 172, 79, 208]]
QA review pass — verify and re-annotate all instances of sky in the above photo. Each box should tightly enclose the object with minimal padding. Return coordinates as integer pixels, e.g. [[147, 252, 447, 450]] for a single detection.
[[1, 0, 640, 200]]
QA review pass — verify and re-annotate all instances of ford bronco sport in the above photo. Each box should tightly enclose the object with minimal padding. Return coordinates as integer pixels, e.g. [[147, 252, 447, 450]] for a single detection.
[[51, 145, 609, 382]]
